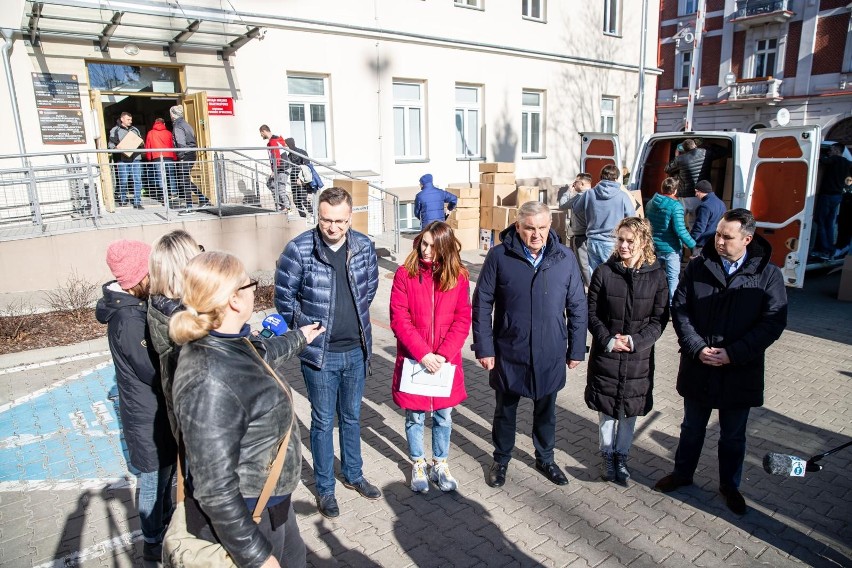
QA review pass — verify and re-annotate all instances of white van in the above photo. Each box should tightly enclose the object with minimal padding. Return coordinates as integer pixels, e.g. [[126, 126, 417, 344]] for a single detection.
[[580, 126, 824, 288]]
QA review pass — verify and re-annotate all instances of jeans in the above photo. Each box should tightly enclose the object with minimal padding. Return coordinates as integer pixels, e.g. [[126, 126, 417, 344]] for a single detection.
[[598, 413, 637, 454], [137, 464, 176, 543], [405, 407, 453, 460], [152, 158, 178, 201], [117, 161, 142, 205], [301, 347, 366, 496], [658, 250, 682, 302], [572, 235, 591, 287], [260, 502, 306, 568], [587, 236, 615, 274], [673, 398, 751, 489], [492, 390, 557, 465], [815, 194, 842, 253]]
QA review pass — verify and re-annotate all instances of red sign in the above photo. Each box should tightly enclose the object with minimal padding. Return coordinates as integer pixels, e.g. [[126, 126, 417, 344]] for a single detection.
[[207, 97, 235, 116]]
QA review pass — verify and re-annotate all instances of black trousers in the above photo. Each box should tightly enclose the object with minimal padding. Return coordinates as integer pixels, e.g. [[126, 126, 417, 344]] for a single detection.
[[175, 161, 207, 204], [492, 390, 557, 465]]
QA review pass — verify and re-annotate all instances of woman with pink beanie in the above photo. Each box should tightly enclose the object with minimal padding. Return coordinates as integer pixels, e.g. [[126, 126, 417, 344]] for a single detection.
[[95, 239, 176, 562]]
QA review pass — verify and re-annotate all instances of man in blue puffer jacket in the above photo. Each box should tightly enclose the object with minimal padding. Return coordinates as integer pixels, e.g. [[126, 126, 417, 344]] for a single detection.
[[275, 186, 380, 519], [414, 173, 457, 227]]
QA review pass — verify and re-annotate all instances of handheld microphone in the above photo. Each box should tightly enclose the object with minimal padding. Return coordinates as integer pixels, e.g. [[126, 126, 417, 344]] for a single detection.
[[763, 453, 807, 477], [261, 313, 289, 336]]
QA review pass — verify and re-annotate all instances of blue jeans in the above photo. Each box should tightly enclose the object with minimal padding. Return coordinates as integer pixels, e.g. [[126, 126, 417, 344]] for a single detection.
[[137, 464, 176, 543], [587, 236, 615, 274], [405, 407, 453, 460], [301, 347, 366, 496], [598, 413, 637, 454], [117, 161, 142, 205], [673, 398, 751, 489], [152, 159, 178, 200], [658, 250, 682, 302], [815, 194, 842, 253]]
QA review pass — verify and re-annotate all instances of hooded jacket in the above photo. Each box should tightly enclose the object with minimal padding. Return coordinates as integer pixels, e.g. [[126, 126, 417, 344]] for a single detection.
[[274, 227, 379, 368], [144, 122, 177, 161], [414, 174, 458, 226], [646, 193, 696, 254], [575, 180, 636, 240], [266, 135, 288, 171], [95, 282, 176, 472], [472, 226, 588, 399], [672, 234, 787, 409], [172, 331, 305, 568], [171, 117, 197, 162], [585, 258, 669, 418], [390, 261, 471, 411], [147, 295, 183, 438]]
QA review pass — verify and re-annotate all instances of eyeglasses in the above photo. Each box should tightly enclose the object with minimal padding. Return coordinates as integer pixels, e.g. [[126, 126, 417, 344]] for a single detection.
[[237, 280, 258, 292], [318, 217, 351, 228], [198, 244, 205, 252]]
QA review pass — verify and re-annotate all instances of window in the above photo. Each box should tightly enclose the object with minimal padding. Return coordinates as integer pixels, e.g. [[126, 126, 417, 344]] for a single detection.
[[454, 0, 482, 8], [603, 0, 620, 35], [455, 85, 481, 158], [521, 90, 544, 156], [393, 81, 425, 160], [398, 203, 421, 232], [677, 50, 692, 90], [753, 38, 778, 78], [600, 97, 617, 133], [87, 63, 180, 92], [287, 75, 331, 160], [522, 0, 544, 20], [679, 0, 698, 15]]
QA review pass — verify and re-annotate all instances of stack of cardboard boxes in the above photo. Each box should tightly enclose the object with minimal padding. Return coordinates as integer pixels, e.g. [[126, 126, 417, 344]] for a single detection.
[[479, 162, 517, 250], [446, 184, 481, 250], [333, 178, 370, 234]]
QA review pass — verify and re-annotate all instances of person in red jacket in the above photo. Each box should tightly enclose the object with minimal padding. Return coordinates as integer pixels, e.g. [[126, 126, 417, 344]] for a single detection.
[[145, 118, 178, 206], [390, 221, 472, 493]]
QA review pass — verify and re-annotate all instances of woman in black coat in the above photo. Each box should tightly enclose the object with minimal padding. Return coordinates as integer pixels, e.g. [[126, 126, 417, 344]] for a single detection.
[[585, 217, 669, 485]]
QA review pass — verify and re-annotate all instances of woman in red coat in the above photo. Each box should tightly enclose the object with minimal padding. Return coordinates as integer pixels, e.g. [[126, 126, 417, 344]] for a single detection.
[[390, 221, 471, 493]]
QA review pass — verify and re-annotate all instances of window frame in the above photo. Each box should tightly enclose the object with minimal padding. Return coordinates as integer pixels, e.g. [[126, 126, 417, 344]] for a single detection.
[[522, 0, 546, 22], [454, 84, 483, 160], [286, 74, 333, 162], [752, 38, 778, 79], [603, 0, 621, 36], [393, 80, 427, 162], [521, 89, 545, 158], [678, 0, 698, 16], [454, 0, 483, 10], [676, 49, 693, 90], [600, 96, 617, 134]]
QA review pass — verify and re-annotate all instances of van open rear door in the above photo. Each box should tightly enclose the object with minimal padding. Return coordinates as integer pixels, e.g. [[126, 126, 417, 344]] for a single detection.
[[745, 125, 819, 288], [580, 133, 622, 185]]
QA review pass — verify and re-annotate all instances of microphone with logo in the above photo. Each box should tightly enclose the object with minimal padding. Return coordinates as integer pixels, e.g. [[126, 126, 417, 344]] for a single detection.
[[259, 313, 289, 338], [763, 440, 852, 477]]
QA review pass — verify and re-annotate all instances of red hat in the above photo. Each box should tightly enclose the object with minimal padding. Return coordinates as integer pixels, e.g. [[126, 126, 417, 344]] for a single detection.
[[106, 240, 151, 289]]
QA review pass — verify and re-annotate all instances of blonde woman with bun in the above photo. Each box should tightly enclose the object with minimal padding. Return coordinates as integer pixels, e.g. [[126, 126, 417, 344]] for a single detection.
[[147, 229, 201, 437], [170, 252, 323, 568]]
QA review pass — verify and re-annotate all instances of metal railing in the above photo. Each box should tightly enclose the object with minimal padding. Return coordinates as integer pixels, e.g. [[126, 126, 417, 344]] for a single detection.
[[0, 147, 400, 254], [732, 0, 789, 20]]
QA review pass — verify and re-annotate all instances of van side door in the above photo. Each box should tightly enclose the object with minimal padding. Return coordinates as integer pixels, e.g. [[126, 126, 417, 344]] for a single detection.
[[580, 133, 622, 185], [745, 125, 820, 288]]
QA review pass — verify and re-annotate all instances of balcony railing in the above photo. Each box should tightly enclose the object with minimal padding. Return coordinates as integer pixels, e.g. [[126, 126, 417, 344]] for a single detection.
[[729, 77, 783, 103], [731, 0, 792, 24]]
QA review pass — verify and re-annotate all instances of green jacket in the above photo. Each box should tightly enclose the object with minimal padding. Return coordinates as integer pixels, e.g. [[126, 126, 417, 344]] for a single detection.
[[646, 193, 696, 254]]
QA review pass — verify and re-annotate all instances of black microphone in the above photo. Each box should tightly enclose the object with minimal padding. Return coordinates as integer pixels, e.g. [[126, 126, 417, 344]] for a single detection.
[[763, 453, 807, 477]]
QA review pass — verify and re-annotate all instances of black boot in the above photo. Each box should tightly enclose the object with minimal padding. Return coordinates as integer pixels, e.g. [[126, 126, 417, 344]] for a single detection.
[[614, 452, 631, 486], [600, 451, 615, 482]]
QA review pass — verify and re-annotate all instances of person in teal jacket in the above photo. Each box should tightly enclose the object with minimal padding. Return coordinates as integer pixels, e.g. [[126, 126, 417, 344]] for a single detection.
[[645, 178, 696, 301]]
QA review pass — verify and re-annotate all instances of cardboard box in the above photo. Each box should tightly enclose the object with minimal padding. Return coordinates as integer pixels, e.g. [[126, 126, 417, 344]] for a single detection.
[[839, 255, 852, 301], [456, 197, 481, 209], [628, 189, 644, 218], [549, 208, 567, 237], [480, 183, 516, 206], [512, 186, 541, 206], [479, 162, 516, 174], [480, 206, 491, 228], [447, 216, 480, 230], [449, 207, 479, 221], [333, 178, 369, 207], [491, 206, 518, 231], [447, 185, 479, 199], [480, 172, 516, 185], [455, 227, 480, 250], [480, 228, 497, 250]]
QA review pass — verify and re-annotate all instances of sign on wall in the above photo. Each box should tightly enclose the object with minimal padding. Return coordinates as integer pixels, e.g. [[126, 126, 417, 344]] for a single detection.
[[32, 73, 86, 144], [208, 97, 235, 116]]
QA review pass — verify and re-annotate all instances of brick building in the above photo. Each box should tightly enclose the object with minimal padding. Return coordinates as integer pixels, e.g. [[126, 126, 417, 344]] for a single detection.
[[656, 0, 852, 145]]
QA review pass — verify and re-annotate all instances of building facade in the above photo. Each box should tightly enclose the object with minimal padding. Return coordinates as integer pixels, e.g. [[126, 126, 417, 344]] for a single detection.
[[0, 0, 659, 214], [656, 0, 852, 144]]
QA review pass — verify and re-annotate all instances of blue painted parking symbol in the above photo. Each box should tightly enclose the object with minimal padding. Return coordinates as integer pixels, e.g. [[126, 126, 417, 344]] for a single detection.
[[0, 363, 131, 484]]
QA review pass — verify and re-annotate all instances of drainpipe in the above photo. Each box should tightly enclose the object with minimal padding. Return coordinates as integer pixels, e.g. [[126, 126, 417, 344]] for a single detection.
[[1, 28, 28, 166]]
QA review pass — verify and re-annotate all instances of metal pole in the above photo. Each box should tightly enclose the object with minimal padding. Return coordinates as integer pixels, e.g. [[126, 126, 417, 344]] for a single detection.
[[635, 0, 649, 153], [684, 0, 706, 131], [0, 29, 27, 167]]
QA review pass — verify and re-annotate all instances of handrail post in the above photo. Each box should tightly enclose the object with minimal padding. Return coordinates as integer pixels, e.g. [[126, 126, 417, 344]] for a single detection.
[[86, 158, 101, 227], [26, 162, 43, 228]]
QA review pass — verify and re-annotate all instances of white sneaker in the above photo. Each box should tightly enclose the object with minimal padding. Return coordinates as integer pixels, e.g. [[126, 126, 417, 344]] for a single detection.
[[429, 459, 458, 492], [410, 459, 429, 493]]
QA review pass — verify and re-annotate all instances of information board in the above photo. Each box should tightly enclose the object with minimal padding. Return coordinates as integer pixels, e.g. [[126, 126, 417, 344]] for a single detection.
[[32, 72, 87, 145]]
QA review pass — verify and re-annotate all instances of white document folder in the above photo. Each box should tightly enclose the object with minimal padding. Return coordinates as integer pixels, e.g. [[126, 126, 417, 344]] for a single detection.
[[399, 358, 455, 397]]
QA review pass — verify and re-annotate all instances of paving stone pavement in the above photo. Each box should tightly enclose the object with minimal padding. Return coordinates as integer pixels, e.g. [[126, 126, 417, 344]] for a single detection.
[[0, 250, 850, 568]]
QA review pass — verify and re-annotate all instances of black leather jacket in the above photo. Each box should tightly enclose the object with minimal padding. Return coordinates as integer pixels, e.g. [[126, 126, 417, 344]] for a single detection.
[[172, 330, 306, 568]]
